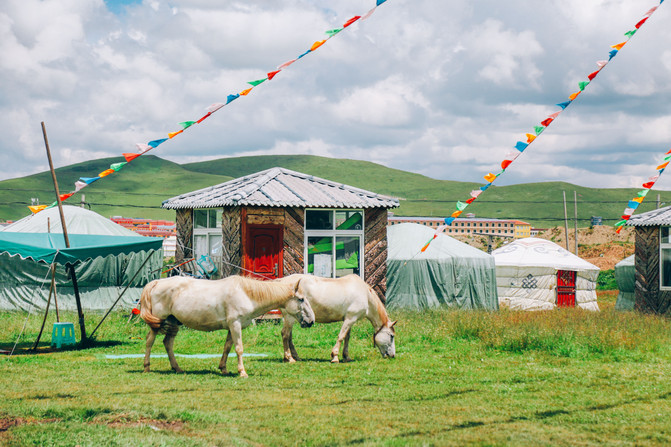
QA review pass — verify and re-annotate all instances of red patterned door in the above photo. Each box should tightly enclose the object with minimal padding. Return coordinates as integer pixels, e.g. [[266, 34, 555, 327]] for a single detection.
[[245, 225, 283, 280], [556, 270, 576, 307]]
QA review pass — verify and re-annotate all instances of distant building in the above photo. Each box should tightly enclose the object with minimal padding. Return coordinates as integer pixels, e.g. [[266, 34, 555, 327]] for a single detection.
[[387, 215, 532, 239], [110, 216, 176, 238]]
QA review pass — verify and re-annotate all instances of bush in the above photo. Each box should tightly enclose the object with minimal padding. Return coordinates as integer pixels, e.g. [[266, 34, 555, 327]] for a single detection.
[[597, 269, 617, 290]]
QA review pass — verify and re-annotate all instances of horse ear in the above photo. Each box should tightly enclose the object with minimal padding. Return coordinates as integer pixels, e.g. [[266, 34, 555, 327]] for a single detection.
[[390, 320, 397, 328], [294, 278, 301, 293]]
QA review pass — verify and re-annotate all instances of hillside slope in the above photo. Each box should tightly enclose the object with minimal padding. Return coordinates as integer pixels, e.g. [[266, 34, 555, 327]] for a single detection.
[[2, 154, 670, 226]]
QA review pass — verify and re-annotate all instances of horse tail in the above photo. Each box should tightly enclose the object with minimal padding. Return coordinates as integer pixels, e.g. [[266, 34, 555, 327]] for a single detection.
[[140, 280, 163, 330]]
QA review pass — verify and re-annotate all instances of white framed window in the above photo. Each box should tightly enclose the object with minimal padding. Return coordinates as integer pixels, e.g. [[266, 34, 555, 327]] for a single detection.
[[193, 209, 222, 271], [660, 227, 671, 289], [304, 209, 364, 279]]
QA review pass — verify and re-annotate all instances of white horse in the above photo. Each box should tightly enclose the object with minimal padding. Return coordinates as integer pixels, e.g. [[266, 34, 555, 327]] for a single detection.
[[140, 275, 315, 378], [279, 274, 396, 363]]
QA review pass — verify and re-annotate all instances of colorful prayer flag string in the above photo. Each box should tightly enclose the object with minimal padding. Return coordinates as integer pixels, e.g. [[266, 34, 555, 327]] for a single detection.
[[613, 148, 671, 233], [419, 0, 664, 252], [30, 0, 390, 214]]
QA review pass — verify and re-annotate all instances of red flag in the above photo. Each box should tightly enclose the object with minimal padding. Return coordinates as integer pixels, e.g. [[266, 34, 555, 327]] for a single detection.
[[123, 153, 141, 162], [59, 192, 74, 201], [466, 197, 476, 204], [267, 70, 280, 80], [621, 215, 631, 220], [196, 112, 211, 124], [343, 16, 361, 27], [541, 118, 554, 127], [501, 159, 513, 170], [587, 70, 599, 81], [635, 17, 648, 29], [642, 181, 654, 189]]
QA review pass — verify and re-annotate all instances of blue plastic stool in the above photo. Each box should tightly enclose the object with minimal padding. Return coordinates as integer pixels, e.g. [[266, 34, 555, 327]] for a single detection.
[[51, 322, 77, 348]]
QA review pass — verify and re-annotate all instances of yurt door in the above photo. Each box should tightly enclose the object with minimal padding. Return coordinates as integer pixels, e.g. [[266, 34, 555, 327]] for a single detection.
[[244, 225, 283, 280], [556, 270, 576, 307]]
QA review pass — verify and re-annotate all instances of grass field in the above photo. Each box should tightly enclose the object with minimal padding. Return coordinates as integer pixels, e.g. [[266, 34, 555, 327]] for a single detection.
[[2, 291, 671, 446]]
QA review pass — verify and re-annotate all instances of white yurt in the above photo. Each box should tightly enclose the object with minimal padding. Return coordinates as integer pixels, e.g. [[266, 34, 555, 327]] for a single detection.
[[492, 237, 600, 311]]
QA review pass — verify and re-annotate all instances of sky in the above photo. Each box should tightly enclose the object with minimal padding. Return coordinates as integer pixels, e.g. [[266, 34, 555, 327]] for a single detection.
[[1, 0, 671, 191]]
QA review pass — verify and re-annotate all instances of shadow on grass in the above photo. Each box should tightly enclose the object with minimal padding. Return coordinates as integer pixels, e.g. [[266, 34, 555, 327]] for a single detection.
[[1, 339, 127, 355], [344, 390, 671, 445]]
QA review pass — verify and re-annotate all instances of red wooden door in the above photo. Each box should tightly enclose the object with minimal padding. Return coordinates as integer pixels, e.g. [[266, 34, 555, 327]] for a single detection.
[[556, 270, 576, 307], [245, 225, 283, 280]]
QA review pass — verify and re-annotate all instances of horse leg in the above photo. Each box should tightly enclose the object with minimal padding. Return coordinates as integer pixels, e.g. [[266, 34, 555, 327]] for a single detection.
[[281, 317, 297, 363], [229, 321, 248, 378], [143, 328, 158, 372], [219, 331, 233, 374], [331, 317, 356, 364], [163, 326, 183, 373], [342, 328, 353, 363]]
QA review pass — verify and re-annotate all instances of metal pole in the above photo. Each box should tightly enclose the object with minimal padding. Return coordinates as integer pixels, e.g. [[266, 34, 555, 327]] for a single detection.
[[41, 121, 87, 343], [563, 191, 570, 251], [574, 191, 578, 255]]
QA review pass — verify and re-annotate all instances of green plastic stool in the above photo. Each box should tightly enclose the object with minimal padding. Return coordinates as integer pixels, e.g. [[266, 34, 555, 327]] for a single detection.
[[51, 322, 77, 348]]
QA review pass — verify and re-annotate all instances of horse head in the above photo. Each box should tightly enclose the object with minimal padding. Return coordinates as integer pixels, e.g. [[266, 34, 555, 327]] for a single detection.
[[287, 280, 315, 328], [373, 320, 396, 358]]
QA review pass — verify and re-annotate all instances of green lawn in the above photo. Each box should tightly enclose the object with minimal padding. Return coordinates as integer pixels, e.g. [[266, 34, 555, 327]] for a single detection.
[[2, 295, 671, 446]]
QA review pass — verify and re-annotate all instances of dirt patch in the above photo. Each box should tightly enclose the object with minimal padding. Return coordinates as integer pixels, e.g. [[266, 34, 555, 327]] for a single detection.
[[0, 417, 27, 432], [454, 225, 635, 270], [101, 414, 185, 432]]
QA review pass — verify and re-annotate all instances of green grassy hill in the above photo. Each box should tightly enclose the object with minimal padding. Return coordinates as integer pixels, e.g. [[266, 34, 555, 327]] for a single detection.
[[1, 154, 669, 226]]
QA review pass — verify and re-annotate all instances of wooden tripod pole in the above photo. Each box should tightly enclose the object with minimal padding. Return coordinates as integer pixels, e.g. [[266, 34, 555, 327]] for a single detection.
[[41, 121, 87, 343]]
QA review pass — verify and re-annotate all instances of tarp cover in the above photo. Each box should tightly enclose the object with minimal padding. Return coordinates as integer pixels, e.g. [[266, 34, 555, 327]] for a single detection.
[[493, 238, 600, 311], [386, 223, 498, 310], [614, 255, 635, 310], [0, 206, 163, 311]]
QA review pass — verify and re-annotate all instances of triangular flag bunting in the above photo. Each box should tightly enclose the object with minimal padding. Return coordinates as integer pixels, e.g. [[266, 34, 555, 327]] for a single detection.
[[465, 197, 476, 204], [179, 121, 196, 129], [587, 70, 600, 81], [343, 16, 361, 27], [635, 17, 648, 28], [515, 141, 528, 152], [168, 130, 183, 139], [557, 101, 570, 109], [278, 59, 297, 70], [148, 138, 168, 148], [470, 190, 483, 199], [657, 162, 670, 170], [484, 173, 497, 182], [79, 176, 100, 184], [136, 143, 152, 153], [596, 60, 608, 68], [376, 0, 387, 5], [534, 126, 545, 136], [29, 205, 48, 214], [123, 153, 141, 162], [456, 201, 468, 211], [444, 217, 456, 225], [578, 81, 590, 91], [541, 117, 554, 127], [608, 49, 618, 59], [239, 88, 252, 96], [451, 210, 463, 218], [226, 94, 240, 104], [196, 112, 212, 123], [526, 133, 536, 143], [59, 192, 74, 201], [98, 169, 114, 178], [326, 28, 343, 36], [568, 91, 581, 101], [624, 30, 637, 38], [267, 70, 281, 80], [74, 181, 87, 192], [642, 181, 655, 189], [611, 41, 626, 51], [310, 40, 326, 51], [247, 79, 266, 87], [110, 162, 126, 171], [207, 103, 225, 113]]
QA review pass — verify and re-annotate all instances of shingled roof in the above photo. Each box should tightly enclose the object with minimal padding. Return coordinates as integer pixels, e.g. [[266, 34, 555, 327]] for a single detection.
[[162, 167, 400, 210], [627, 206, 671, 226]]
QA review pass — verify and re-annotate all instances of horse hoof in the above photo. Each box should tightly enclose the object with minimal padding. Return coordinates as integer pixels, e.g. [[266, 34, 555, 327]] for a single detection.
[[143, 367, 151, 373], [240, 372, 249, 378], [343, 357, 353, 363], [174, 368, 184, 374], [331, 357, 340, 364]]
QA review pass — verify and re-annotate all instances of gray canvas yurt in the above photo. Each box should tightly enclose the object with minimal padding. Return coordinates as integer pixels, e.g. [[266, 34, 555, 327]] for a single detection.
[[614, 255, 635, 310], [0, 206, 163, 311], [386, 223, 498, 310]]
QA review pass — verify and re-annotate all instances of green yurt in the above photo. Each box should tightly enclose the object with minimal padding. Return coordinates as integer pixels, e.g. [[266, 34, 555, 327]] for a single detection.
[[386, 223, 498, 310], [614, 255, 635, 310]]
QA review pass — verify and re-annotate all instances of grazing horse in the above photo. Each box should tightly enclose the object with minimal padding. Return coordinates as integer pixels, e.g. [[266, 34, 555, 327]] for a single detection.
[[140, 275, 315, 378], [279, 274, 396, 363]]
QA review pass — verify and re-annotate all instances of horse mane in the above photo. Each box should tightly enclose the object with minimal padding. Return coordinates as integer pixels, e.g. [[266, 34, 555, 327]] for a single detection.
[[368, 285, 389, 327], [234, 275, 295, 304]]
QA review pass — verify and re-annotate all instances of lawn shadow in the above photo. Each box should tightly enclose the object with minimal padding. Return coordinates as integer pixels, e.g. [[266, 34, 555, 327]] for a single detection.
[[1, 339, 126, 355]]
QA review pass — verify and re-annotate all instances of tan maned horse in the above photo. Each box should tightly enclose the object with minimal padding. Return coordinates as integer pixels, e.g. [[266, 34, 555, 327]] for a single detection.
[[279, 274, 396, 363], [140, 275, 315, 378]]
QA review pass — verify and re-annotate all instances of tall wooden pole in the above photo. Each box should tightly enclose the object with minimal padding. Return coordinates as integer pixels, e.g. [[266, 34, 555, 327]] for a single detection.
[[562, 191, 570, 251], [41, 122, 87, 343], [574, 191, 578, 255]]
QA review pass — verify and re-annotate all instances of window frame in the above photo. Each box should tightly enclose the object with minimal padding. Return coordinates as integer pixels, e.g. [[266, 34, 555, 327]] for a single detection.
[[660, 227, 671, 290], [304, 208, 365, 279]]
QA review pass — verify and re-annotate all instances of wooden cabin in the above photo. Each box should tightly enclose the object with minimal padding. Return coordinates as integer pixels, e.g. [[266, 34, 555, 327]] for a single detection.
[[162, 167, 399, 296], [627, 206, 671, 314]]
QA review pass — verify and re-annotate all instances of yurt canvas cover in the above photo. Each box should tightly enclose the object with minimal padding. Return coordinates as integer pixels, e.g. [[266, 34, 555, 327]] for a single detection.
[[492, 238, 600, 311], [614, 255, 635, 310], [0, 206, 163, 311], [386, 223, 498, 310]]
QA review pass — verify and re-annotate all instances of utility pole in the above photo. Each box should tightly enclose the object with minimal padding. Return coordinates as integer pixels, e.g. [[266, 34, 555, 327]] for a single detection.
[[574, 191, 578, 255], [563, 191, 570, 251]]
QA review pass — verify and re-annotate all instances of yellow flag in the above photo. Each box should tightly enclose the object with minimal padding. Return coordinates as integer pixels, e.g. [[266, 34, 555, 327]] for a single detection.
[[29, 205, 48, 214]]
